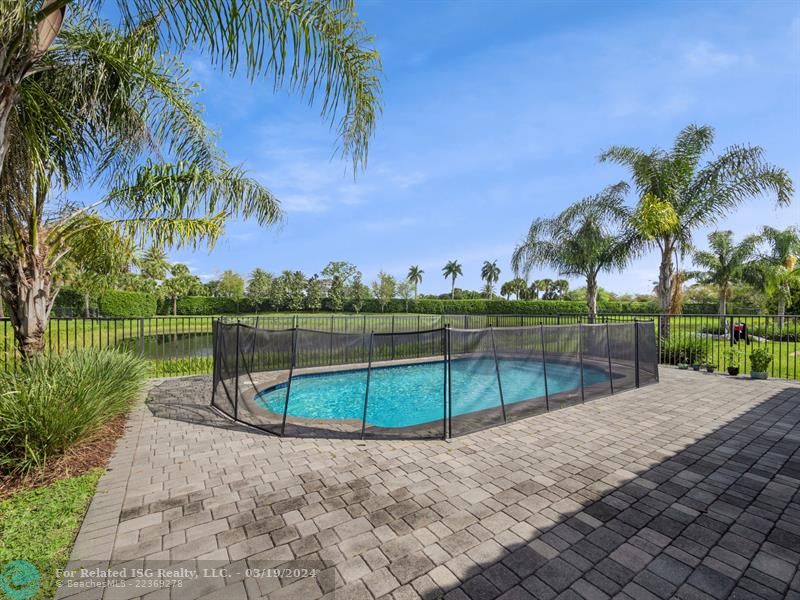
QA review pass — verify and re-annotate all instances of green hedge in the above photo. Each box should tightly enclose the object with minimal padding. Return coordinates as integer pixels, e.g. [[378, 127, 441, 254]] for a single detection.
[[351, 298, 659, 315], [174, 296, 244, 315], [53, 288, 85, 314], [98, 290, 156, 317]]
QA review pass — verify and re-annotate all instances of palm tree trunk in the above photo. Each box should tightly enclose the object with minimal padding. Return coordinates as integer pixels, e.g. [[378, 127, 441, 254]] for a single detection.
[[719, 287, 727, 331], [173, 295, 178, 316], [777, 295, 786, 330], [84, 292, 91, 318], [657, 240, 674, 338], [450, 277, 455, 300], [586, 274, 598, 324], [414, 283, 418, 300], [2, 251, 56, 358], [0, 88, 15, 184]]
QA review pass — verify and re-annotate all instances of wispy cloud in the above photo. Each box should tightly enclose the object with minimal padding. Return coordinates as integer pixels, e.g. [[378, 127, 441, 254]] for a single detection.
[[682, 41, 749, 73]]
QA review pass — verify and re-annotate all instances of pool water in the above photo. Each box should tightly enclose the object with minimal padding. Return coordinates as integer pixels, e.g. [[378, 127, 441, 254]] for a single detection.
[[256, 358, 610, 428]]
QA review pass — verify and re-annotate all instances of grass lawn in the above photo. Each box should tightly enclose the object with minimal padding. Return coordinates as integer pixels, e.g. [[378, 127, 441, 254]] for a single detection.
[[0, 469, 103, 600]]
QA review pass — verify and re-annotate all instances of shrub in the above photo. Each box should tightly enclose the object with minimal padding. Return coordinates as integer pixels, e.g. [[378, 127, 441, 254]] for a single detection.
[[348, 298, 658, 316], [0, 350, 148, 474], [749, 348, 773, 373], [660, 337, 707, 365], [98, 290, 157, 317], [52, 288, 86, 315], [174, 296, 242, 315]]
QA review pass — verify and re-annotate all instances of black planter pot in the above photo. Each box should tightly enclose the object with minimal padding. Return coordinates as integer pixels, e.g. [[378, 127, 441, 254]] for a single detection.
[[706, 366, 716, 373], [727, 367, 739, 376], [692, 364, 701, 371]]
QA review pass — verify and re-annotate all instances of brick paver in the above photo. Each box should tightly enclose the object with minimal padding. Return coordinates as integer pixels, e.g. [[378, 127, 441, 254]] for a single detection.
[[57, 370, 800, 599]]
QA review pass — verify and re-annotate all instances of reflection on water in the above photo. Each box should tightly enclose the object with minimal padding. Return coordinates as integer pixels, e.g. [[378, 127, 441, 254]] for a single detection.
[[118, 332, 214, 359]]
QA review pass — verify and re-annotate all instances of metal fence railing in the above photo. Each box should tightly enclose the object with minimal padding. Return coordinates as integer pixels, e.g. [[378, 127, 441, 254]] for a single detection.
[[211, 321, 659, 439], [1, 312, 797, 380]]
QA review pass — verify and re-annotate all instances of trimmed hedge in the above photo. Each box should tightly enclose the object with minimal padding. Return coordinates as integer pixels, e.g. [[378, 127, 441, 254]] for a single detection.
[[351, 298, 659, 315], [53, 288, 85, 314], [98, 290, 156, 317], [174, 296, 244, 315]]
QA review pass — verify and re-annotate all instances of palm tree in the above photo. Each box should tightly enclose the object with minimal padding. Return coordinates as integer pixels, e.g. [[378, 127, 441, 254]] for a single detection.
[[747, 226, 800, 329], [0, 1, 381, 182], [480, 260, 501, 298], [407, 265, 424, 300], [600, 124, 792, 335], [689, 231, 758, 328], [0, 5, 381, 358], [137, 247, 171, 283], [442, 260, 463, 299], [512, 182, 633, 322]]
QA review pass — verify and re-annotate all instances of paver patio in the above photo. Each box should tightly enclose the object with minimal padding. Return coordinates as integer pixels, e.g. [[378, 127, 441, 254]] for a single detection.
[[56, 370, 800, 600]]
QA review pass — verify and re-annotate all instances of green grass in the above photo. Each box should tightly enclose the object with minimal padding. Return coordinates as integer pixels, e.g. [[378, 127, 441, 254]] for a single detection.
[[0, 469, 103, 600]]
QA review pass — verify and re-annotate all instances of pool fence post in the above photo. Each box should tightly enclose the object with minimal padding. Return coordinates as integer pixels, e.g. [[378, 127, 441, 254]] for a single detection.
[[281, 326, 299, 436], [441, 327, 447, 440], [578, 323, 585, 403], [361, 331, 374, 440], [391, 315, 395, 360], [233, 322, 241, 420], [606, 322, 614, 394], [489, 326, 507, 422], [447, 325, 453, 439], [634, 320, 640, 388], [540, 324, 550, 412], [329, 315, 334, 365], [210, 320, 218, 409]]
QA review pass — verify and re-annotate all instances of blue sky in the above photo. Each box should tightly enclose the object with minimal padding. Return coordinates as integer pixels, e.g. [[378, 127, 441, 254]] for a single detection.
[[166, 0, 800, 295]]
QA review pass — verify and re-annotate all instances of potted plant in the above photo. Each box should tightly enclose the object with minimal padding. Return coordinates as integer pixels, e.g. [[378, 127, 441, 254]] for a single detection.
[[692, 362, 702, 371], [749, 348, 773, 380], [725, 348, 740, 376], [705, 362, 716, 373], [677, 362, 689, 370]]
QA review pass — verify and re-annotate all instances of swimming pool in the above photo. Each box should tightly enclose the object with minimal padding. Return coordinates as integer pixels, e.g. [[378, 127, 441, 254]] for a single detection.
[[256, 357, 610, 428]]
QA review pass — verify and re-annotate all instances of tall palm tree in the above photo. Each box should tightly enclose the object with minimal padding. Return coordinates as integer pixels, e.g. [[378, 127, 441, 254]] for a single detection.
[[407, 265, 424, 300], [600, 124, 792, 335], [442, 260, 462, 300], [0, 0, 382, 182], [747, 226, 800, 329], [0, 5, 381, 357], [689, 231, 758, 328], [512, 182, 633, 322], [137, 247, 171, 283], [480, 260, 501, 297]]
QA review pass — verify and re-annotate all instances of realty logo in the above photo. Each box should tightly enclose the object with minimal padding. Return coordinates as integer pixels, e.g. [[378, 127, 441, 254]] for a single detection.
[[0, 561, 40, 600]]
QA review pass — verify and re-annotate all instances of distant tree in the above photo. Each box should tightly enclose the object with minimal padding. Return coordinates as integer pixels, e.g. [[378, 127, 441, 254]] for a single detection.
[[138, 247, 170, 283], [60, 216, 134, 316], [688, 230, 758, 327], [349, 274, 370, 314], [397, 280, 413, 311], [600, 124, 793, 333], [163, 264, 204, 315], [746, 226, 800, 328], [327, 275, 345, 312], [305, 275, 324, 311], [512, 183, 632, 322], [276, 270, 306, 311], [371, 272, 396, 312], [407, 265, 424, 299], [218, 270, 245, 300], [442, 260, 463, 300], [247, 269, 274, 310], [205, 279, 221, 297], [500, 277, 528, 300], [480, 260, 501, 298]]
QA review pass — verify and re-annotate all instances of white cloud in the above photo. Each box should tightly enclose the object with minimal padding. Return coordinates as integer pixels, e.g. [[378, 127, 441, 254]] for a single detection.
[[682, 41, 747, 73]]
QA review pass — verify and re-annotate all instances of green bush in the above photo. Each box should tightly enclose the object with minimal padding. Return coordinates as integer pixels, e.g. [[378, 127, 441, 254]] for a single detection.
[[349, 298, 658, 315], [660, 337, 707, 365], [0, 350, 148, 474], [749, 348, 773, 372], [98, 290, 156, 317], [53, 288, 86, 314], [174, 296, 245, 315]]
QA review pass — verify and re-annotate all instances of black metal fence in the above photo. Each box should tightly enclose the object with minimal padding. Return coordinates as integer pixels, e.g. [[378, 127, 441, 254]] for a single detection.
[[211, 320, 659, 439], [1, 312, 796, 380]]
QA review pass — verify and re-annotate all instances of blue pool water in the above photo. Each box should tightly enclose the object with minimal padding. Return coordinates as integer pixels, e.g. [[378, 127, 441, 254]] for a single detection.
[[256, 358, 610, 428]]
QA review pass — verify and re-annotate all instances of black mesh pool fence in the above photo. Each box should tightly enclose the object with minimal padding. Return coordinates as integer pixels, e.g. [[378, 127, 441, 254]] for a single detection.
[[211, 320, 659, 439]]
